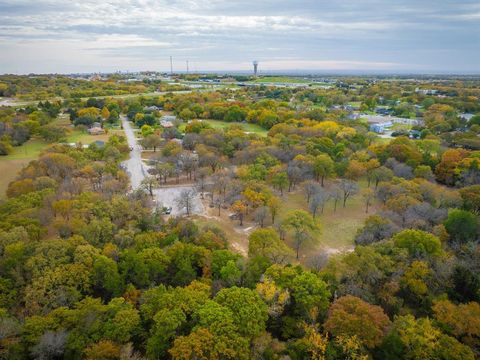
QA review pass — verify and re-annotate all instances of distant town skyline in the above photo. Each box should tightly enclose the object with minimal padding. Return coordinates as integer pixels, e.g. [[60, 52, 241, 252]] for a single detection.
[[0, 0, 479, 74]]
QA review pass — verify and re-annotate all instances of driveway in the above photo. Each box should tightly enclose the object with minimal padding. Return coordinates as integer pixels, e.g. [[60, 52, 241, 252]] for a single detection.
[[121, 115, 204, 216], [121, 115, 147, 190]]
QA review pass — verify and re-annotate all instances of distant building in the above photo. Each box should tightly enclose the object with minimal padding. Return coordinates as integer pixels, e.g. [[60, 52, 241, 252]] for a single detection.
[[87, 126, 105, 135], [375, 107, 393, 115], [460, 113, 475, 121], [415, 88, 438, 95], [363, 114, 422, 126], [161, 115, 177, 122], [160, 120, 174, 128], [144, 105, 161, 112], [370, 122, 392, 133], [92, 140, 105, 147]]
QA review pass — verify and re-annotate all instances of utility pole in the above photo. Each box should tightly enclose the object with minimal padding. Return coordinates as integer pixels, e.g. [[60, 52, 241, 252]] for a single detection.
[[170, 56, 173, 75], [186, 60, 189, 74]]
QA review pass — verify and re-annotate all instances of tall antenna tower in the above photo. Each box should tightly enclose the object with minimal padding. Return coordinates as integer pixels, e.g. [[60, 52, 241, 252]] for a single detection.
[[170, 56, 173, 75], [253, 60, 259, 77]]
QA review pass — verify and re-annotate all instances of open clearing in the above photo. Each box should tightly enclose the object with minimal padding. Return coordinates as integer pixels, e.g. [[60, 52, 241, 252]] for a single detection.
[[278, 184, 374, 263], [190, 180, 375, 262], [153, 185, 204, 216], [203, 119, 268, 136]]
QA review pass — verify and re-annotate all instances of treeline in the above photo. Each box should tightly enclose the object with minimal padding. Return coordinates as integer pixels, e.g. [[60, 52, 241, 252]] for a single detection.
[[0, 75, 189, 100], [1, 130, 479, 359], [0, 101, 63, 154]]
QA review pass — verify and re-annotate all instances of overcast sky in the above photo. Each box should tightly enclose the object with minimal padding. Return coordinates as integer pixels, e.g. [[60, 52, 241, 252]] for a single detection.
[[0, 0, 479, 74]]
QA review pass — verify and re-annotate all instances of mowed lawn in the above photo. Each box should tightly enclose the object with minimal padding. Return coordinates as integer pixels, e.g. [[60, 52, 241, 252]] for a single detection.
[[203, 119, 268, 136], [278, 182, 373, 254], [252, 76, 311, 84], [274, 181, 376, 263]]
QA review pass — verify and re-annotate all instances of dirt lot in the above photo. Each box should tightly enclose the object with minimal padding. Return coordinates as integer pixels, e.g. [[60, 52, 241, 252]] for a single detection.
[[153, 185, 204, 216]]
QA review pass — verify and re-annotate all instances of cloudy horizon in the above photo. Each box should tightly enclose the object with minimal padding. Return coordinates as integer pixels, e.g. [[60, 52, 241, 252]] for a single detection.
[[1, 0, 479, 75]]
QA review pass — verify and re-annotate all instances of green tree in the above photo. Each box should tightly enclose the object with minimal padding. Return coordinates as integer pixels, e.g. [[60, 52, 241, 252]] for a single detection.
[[270, 171, 289, 195], [215, 287, 268, 338], [147, 308, 186, 359], [248, 228, 294, 264], [313, 154, 335, 186], [444, 209, 477, 244], [290, 272, 330, 320], [92, 255, 122, 299], [282, 210, 319, 259], [393, 229, 442, 257], [393, 315, 474, 360]]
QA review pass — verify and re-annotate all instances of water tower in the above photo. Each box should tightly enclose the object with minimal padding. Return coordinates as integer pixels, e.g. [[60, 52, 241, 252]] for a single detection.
[[253, 60, 259, 77]]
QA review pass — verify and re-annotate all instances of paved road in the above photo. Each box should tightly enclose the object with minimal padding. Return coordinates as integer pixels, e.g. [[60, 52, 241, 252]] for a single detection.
[[121, 115, 204, 216], [121, 115, 147, 190]]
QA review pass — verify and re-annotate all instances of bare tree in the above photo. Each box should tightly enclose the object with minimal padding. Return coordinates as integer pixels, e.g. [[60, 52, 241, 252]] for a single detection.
[[287, 163, 304, 191], [309, 191, 328, 218], [330, 186, 342, 213], [179, 152, 198, 180], [141, 176, 158, 197], [338, 179, 359, 208], [303, 181, 322, 203], [214, 197, 222, 216], [254, 206, 269, 227], [175, 189, 197, 216], [31, 330, 68, 360], [362, 188, 375, 213], [195, 168, 210, 199]]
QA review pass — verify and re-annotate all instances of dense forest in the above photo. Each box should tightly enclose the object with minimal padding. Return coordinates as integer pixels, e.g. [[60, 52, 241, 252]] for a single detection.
[[0, 75, 479, 359]]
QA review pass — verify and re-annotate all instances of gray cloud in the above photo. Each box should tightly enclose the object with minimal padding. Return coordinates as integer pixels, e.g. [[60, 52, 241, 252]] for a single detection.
[[0, 0, 478, 73]]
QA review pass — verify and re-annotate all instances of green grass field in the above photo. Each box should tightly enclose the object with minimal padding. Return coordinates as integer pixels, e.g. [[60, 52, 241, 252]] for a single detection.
[[4, 139, 49, 160], [252, 76, 311, 84], [203, 119, 268, 136], [278, 181, 373, 255]]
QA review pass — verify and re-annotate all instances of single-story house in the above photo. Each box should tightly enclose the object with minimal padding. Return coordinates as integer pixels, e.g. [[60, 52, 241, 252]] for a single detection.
[[87, 126, 105, 135], [161, 115, 177, 122], [144, 105, 162, 112], [160, 120, 174, 128], [370, 122, 392, 134]]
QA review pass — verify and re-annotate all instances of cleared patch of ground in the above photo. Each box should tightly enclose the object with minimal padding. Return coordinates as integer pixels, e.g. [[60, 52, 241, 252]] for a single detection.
[[152, 185, 204, 216], [189, 180, 376, 263], [278, 181, 376, 260], [203, 119, 268, 136], [193, 198, 253, 256]]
